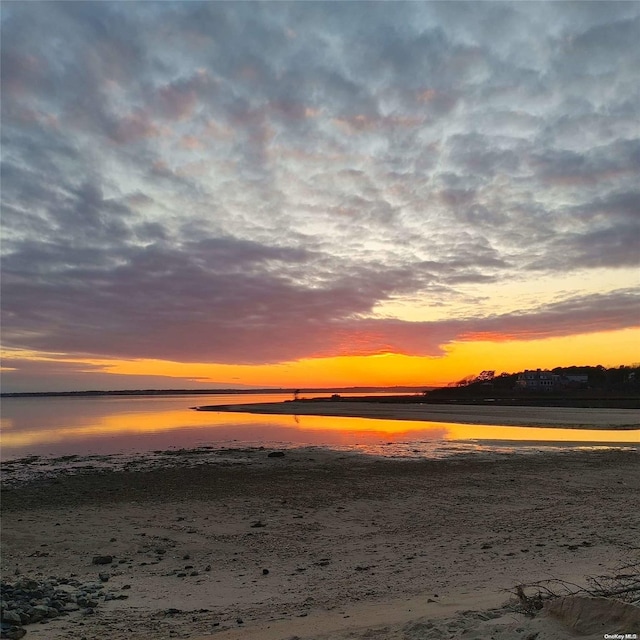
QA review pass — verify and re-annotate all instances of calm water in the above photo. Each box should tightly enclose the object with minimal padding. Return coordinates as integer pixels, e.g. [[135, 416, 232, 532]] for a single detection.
[[1, 393, 638, 461]]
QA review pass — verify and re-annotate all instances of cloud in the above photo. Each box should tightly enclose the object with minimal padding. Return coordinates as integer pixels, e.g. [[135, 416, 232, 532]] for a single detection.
[[3, 215, 637, 364], [1, 2, 639, 377], [0, 357, 242, 393]]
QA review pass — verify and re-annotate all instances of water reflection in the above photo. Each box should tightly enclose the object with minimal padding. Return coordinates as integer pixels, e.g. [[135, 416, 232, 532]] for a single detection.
[[1, 393, 638, 460]]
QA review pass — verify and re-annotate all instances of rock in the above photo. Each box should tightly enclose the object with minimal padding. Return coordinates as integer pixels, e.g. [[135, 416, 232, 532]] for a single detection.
[[98, 573, 109, 583], [29, 605, 51, 622], [250, 521, 266, 528], [262, 569, 270, 575], [91, 555, 113, 565], [3, 626, 27, 640], [267, 451, 285, 458], [1, 611, 22, 624], [77, 596, 96, 608]]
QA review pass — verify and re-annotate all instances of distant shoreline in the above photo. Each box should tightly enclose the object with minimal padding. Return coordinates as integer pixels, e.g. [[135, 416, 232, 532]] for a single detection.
[[0, 387, 430, 399]]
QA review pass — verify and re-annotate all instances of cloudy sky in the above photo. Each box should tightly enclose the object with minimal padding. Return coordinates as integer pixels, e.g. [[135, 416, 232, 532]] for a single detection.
[[2, 1, 639, 392]]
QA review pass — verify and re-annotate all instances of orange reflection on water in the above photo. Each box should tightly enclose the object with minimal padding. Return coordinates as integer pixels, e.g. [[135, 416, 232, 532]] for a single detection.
[[270, 414, 640, 443], [1, 408, 259, 448], [2, 406, 639, 453]]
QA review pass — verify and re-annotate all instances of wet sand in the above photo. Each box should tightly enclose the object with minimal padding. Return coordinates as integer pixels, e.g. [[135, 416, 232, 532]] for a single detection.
[[1, 447, 639, 639], [196, 400, 640, 429]]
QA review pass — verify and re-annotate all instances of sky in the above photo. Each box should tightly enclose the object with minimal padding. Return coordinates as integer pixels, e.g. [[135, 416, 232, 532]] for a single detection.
[[1, 1, 639, 393]]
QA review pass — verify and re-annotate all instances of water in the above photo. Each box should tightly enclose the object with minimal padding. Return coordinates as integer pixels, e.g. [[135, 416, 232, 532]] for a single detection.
[[1, 392, 638, 461]]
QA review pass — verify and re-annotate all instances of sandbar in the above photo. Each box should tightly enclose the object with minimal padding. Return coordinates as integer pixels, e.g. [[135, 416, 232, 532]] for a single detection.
[[197, 400, 640, 429]]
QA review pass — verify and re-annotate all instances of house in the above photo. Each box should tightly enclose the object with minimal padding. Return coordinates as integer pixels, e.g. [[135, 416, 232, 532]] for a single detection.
[[516, 369, 559, 390]]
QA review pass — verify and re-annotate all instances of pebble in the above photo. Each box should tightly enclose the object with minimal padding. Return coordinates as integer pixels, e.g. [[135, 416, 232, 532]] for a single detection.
[[1, 625, 27, 640], [0, 574, 133, 636]]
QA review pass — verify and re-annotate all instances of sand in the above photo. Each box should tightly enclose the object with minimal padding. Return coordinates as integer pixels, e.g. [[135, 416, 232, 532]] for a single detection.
[[2, 445, 639, 640], [198, 400, 640, 429]]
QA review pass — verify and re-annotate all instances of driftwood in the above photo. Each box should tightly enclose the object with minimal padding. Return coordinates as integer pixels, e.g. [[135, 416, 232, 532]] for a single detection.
[[506, 562, 640, 617]]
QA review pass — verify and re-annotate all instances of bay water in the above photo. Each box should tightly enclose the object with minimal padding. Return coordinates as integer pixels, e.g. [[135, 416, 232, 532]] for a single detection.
[[1, 392, 638, 461]]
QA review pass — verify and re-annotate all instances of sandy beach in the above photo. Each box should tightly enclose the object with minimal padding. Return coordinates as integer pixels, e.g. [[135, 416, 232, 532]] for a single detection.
[[2, 443, 639, 640]]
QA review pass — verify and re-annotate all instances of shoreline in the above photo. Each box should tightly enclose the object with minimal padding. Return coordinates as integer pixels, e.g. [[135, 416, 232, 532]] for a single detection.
[[196, 400, 640, 429], [2, 448, 639, 639]]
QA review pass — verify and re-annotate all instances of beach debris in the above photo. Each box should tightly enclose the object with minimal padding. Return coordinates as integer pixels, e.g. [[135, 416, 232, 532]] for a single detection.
[[507, 561, 640, 617], [91, 554, 113, 565]]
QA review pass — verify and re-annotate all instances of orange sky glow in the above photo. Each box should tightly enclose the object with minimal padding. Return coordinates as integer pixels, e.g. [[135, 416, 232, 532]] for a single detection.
[[4, 327, 637, 392]]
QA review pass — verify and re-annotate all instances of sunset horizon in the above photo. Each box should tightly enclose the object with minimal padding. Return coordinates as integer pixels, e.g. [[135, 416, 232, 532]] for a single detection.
[[2, 2, 639, 394]]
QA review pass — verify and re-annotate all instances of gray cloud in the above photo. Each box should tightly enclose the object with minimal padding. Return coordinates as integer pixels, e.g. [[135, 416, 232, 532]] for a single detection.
[[1, 2, 639, 373], [1, 357, 243, 393]]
